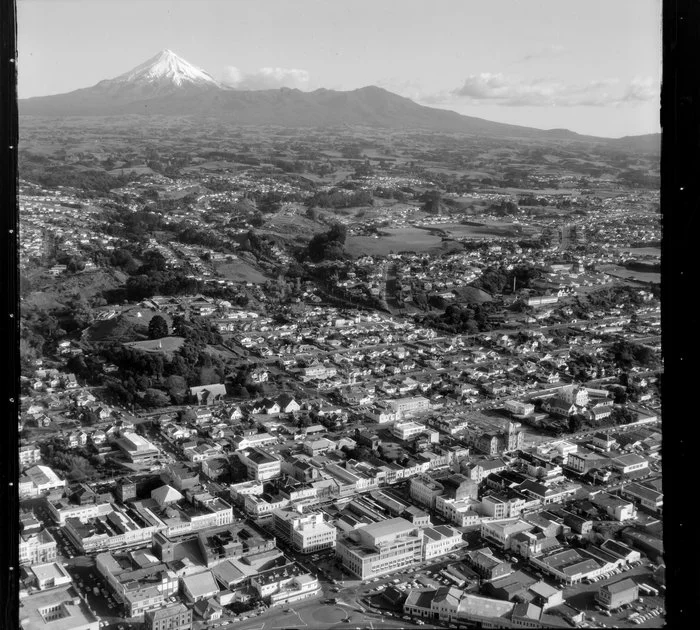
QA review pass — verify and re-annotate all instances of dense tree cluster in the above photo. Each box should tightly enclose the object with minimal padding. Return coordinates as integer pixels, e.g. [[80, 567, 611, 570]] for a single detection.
[[226, 364, 264, 398], [473, 265, 541, 295], [609, 340, 656, 369], [488, 200, 520, 216], [420, 190, 442, 214], [306, 188, 373, 209], [39, 438, 100, 481], [305, 224, 348, 262], [100, 335, 226, 408], [20, 310, 65, 363], [419, 303, 490, 334], [124, 271, 201, 301], [177, 225, 226, 249], [102, 208, 166, 241], [518, 195, 549, 206]]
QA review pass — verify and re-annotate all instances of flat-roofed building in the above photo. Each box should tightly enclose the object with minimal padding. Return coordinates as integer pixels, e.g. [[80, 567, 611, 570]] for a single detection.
[[20, 528, 57, 566], [29, 562, 72, 590], [95, 551, 179, 617], [19, 584, 99, 630], [272, 509, 337, 554], [530, 548, 606, 585], [481, 492, 527, 519], [20, 444, 42, 467], [250, 562, 320, 607], [63, 502, 163, 554], [404, 587, 515, 626], [392, 420, 430, 441], [422, 525, 463, 560], [595, 578, 639, 610], [182, 571, 219, 603], [197, 522, 276, 567], [409, 474, 444, 509], [388, 396, 430, 417], [46, 499, 113, 526], [115, 432, 160, 464], [19, 465, 66, 499], [132, 494, 234, 539], [238, 448, 281, 482], [480, 518, 533, 549], [335, 517, 424, 579], [504, 400, 535, 417]]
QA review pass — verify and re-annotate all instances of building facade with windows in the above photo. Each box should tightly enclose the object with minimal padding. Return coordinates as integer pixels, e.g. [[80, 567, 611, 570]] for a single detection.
[[19, 528, 57, 566], [144, 604, 193, 630], [272, 509, 337, 554], [335, 517, 424, 580]]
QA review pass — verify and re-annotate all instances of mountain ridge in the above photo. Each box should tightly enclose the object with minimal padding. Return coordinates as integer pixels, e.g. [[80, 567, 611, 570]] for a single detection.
[[19, 50, 660, 149]]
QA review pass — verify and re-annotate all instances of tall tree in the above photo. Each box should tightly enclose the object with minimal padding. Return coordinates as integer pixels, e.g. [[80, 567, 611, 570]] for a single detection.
[[148, 315, 169, 340]]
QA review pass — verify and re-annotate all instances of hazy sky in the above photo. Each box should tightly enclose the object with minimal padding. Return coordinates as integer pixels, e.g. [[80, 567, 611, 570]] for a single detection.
[[17, 0, 661, 137]]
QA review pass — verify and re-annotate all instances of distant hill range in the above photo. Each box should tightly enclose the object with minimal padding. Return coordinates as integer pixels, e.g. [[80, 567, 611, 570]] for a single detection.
[[20, 49, 660, 150]]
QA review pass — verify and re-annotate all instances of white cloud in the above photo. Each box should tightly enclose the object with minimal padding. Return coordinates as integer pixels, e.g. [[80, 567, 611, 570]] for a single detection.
[[447, 73, 656, 107], [222, 66, 311, 90], [622, 76, 658, 102]]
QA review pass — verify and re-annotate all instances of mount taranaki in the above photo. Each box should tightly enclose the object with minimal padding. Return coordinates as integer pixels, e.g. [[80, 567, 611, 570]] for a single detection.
[[20, 50, 659, 148]]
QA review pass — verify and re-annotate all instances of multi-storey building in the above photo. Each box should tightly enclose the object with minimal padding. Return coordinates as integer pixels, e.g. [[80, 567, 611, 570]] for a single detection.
[[409, 474, 444, 510], [392, 420, 430, 441], [250, 563, 320, 607], [272, 509, 337, 554], [114, 432, 160, 465], [335, 517, 424, 579], [19, 465, 66, 499], [422, 525, 463, 560], [19, 528, 57, 566], [96, 552, 179, 618], [595, 578, 639, 609], [387, 396, 430, 417], [480, 518, 534, 549], [19, 444, 42, 467], [238, 448, 281, 482], [144, 604, 192, 630], [46, 500, 113, 526], [481, 492, 527, 519]]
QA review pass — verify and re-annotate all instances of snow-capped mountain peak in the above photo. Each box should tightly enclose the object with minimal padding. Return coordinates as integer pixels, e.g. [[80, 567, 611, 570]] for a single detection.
[[109, 49, 221, 89]]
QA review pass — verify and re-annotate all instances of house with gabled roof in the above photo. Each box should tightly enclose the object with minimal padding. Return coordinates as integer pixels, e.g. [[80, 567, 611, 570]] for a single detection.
[[542, 397, 577, 418], [277, 394, 301, 414], [190, 384, 227, 406]]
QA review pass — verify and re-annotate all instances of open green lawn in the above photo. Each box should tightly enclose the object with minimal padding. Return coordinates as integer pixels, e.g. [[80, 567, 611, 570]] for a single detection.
[[346, 227, 444, 256], [215, 260, 269, 284], [123, 336, 185, 354]]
